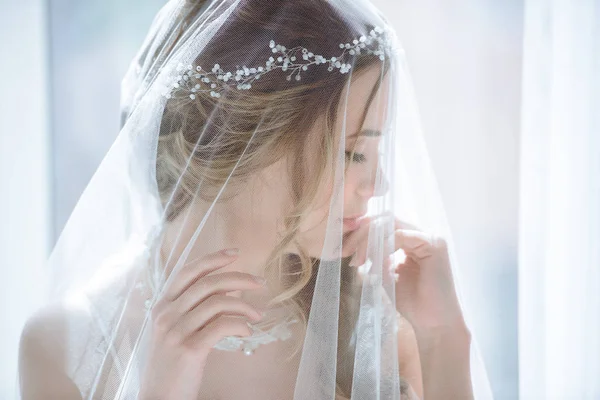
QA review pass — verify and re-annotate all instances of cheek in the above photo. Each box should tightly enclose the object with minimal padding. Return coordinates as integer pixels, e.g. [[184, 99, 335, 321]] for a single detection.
[[298, 159, 366, 231], [311, 168, 361, 217], [309, 182, 335, 226], [295, 180, 330, 233], [295, 169, 361, 255], [343, 168, 360, 200]]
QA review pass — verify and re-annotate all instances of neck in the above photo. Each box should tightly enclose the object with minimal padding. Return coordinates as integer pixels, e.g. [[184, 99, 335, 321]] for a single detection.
[[159, 182, 288, 307]]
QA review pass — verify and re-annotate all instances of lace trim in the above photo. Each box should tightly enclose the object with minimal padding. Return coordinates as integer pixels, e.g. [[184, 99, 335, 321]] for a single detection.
[[213, 316, 299, 355]]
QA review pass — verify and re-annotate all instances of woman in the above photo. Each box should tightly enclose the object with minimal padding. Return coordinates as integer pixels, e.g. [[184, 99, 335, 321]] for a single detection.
[[19, 0, 491, 399]]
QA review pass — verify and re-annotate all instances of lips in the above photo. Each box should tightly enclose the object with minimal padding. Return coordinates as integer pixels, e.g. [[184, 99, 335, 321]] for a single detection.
[[343, 213, 367, 231]]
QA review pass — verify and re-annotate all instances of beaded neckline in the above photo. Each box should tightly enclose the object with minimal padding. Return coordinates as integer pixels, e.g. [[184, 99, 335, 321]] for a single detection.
[[214, 313, 299, 356], [137, 281, 297, 356]]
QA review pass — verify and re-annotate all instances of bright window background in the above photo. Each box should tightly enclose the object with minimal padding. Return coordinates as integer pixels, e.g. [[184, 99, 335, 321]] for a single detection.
[[372, 1, 523, 398], [48, 0, 166, 238], [0, 0, 522, 398]]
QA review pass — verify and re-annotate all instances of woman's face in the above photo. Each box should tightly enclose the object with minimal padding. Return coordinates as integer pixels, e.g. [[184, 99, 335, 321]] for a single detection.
[[295, 66, 390, 257], [166, 65, 390, 272]]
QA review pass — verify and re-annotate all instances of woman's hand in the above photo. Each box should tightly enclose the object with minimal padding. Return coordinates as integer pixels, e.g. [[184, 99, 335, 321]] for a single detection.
[[342, 216, 466, 333], [343, 216, 474, 399], [138, 248, 265, 400]]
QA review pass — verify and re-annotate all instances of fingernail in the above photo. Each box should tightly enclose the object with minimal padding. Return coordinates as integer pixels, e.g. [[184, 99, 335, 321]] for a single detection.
[[223, 248, 239, 256], [254, 276, 267, 285]]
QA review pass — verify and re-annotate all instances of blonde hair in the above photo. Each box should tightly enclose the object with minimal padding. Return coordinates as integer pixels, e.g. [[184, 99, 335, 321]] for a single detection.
[[153, 0, 403, 397]]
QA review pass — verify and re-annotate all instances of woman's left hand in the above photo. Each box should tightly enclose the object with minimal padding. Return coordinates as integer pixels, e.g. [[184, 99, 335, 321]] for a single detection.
[[342, 215, 467, 334]]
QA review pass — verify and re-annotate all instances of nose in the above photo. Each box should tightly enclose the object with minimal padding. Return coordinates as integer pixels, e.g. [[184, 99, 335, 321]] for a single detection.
[[357, 164, 389, 198]]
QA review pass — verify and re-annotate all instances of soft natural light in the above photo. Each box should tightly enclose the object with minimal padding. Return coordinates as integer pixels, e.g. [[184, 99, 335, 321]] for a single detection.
[[1, 0, 598, 399]]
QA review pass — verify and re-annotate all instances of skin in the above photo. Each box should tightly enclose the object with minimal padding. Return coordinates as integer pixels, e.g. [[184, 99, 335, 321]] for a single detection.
[[18, 66, 473, 399]]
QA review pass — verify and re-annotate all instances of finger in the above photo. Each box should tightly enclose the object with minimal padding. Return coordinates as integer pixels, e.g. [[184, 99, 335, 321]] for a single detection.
[[346, 228, 371, 267], [173, 271, 266, 313], [353, 214, 397, 267], [177, 295, 263, 338], [390, 217, 424, 256], [381, 256, 396, 288], [394, 229, 434, 259], [346, 215, 421, 268], [393, 216, 420, 232], [162, 248, 240, 301]]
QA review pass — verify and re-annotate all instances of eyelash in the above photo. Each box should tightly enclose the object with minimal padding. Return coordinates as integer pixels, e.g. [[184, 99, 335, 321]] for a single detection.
[[345, 151, 366, 163]]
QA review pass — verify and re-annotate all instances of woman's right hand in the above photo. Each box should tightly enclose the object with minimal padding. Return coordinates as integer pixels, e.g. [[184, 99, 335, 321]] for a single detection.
[[138, 248, 265, 400]]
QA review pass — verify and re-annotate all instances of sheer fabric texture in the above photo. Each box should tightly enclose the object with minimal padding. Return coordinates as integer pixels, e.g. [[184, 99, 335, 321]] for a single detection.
[[19, 0, 492, 399]]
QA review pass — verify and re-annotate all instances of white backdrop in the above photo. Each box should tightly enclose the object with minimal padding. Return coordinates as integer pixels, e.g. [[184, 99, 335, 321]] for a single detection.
[[519, 0, 600, 398], [2, 0, 598, 399], [0, 0, 522, 398], [372, 0, 522, 397], [0, 0, 49, 397]]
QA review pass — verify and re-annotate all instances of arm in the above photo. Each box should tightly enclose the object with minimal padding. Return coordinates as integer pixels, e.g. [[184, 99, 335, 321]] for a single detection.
[[414, 320, 473, 400], [389, 225, 475, 400]]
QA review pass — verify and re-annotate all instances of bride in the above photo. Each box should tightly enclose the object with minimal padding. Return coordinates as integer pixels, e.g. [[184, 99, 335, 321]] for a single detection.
[[18, 0, 489, 399]]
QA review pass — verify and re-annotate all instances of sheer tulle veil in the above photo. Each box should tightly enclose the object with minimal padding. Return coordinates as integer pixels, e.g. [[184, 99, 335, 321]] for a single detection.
[[18, 0, 493, 399]]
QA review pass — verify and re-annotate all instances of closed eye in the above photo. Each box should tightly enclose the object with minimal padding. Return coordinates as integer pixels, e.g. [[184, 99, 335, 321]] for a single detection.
[[345, 151, 366, 163]]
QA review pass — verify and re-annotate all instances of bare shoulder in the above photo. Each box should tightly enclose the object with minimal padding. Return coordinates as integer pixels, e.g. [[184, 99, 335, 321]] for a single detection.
[[21, 305, 72, 352], [19, 305, 85, 400]]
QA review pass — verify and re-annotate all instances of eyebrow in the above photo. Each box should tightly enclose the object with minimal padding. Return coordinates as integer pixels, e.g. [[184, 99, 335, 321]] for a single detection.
[[347, 128, 382, 139]]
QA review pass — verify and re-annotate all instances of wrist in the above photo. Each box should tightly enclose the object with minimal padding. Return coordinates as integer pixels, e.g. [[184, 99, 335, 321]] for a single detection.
[[413, 320, 474, 400], [413, 318, 471, 348]]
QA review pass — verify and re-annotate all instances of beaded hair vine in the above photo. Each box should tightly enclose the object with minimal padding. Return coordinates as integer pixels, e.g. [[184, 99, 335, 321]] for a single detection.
[[161, 25, 393, 100]]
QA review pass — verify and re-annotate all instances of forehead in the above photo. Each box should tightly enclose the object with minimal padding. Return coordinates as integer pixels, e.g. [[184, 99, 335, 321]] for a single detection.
[[341, 66, 390, 138]]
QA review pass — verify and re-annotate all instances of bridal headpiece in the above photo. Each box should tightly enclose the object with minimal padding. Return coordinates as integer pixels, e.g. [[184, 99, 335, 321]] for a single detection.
[[161, 25, 393, 100]]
